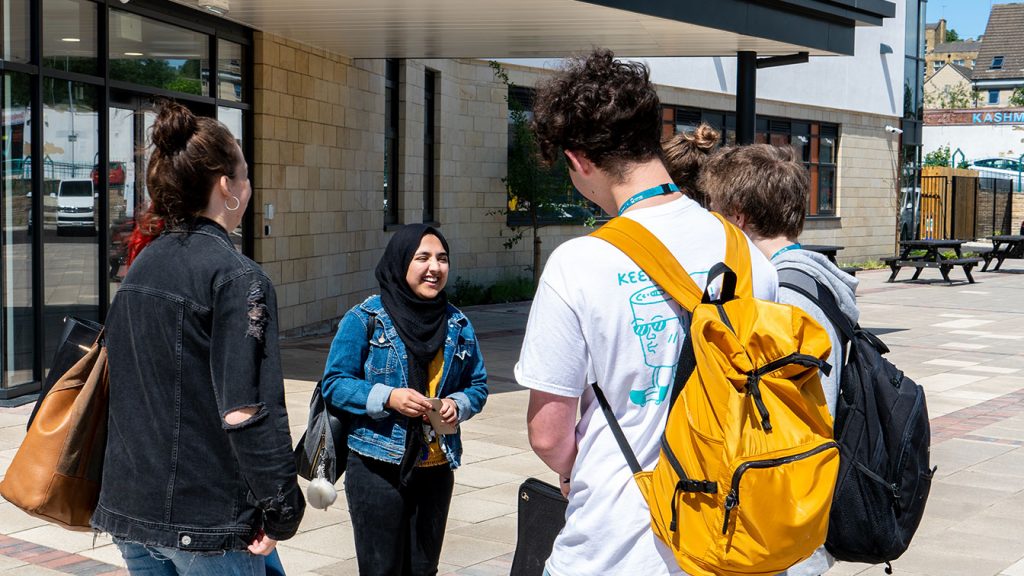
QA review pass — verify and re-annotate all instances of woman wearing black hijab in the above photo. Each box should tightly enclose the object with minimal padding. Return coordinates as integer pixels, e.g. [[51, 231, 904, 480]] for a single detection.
[[322, 225, 489, 576]]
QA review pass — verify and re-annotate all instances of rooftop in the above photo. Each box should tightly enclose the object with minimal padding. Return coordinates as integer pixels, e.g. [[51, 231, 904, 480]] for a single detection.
[[933, 40, 982, 54], [972, 3, 1024, 81]]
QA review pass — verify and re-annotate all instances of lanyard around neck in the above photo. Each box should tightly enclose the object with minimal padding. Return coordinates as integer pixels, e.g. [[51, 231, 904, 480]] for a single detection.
[[617, 183, 680, 216], [770, 243, 802, 261]]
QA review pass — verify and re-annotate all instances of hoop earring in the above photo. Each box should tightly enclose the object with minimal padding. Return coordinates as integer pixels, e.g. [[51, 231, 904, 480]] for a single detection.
[[225, 196, 241, 211]]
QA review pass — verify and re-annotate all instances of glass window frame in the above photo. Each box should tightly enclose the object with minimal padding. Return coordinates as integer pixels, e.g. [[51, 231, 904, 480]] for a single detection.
[[0, 0, 253, 397]]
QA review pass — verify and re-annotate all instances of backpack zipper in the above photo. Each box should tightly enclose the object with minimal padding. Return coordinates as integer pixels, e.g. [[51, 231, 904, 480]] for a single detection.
[[889, 387, 925, 510], [721, 442, 839, 535]]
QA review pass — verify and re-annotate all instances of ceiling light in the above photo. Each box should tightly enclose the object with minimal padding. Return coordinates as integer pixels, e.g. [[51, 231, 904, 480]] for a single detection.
[[61, 37, 81, 43], [197, 0, 229, 15], [124, 52, 144, 56]]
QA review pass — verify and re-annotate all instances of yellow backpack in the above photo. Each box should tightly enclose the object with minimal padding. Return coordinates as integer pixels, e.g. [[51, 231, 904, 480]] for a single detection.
[[591, 215, 839, 576]]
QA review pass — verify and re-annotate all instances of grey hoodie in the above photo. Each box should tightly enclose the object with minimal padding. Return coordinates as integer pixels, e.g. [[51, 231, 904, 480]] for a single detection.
[[773, 248, 859, 576]]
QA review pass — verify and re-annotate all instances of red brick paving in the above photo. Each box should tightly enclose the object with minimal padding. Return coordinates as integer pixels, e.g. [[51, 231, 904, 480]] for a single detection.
[[0, 534, 126, 575]]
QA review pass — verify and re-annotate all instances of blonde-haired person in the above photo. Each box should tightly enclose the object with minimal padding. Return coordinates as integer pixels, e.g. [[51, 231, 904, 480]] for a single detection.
[[661, 122, 720, 207], [95, 101, 304, 575], [699, 143, 859, 576]]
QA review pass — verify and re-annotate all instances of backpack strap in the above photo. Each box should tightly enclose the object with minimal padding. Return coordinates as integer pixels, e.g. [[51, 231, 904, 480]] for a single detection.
[[777, 268, 855, 343], [709, 213, 754, 299], [590, 217, 704, 311], [592, 383, 643, 475]]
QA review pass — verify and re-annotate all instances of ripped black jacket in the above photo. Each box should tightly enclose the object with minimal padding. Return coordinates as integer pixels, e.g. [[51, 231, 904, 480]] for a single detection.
[[94, 217, 305, 551]]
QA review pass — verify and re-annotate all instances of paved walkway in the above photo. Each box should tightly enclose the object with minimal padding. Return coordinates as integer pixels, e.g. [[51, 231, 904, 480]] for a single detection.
[[3, 266, 1024, 575]]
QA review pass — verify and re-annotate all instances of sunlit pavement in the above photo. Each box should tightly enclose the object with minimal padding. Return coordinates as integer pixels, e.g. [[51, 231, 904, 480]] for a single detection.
[[3, 267, 1024, 575]]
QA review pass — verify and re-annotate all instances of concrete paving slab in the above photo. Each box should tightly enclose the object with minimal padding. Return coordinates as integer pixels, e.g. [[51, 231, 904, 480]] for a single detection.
[[4, 265, 1024, 574]]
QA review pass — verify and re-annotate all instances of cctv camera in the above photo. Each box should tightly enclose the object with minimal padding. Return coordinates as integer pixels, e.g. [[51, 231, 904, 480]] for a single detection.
[[885, 125, 903, 134]]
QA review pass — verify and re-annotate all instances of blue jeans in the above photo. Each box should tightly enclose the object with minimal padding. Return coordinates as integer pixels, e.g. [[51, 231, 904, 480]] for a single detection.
[[115, 540, 266, 576]]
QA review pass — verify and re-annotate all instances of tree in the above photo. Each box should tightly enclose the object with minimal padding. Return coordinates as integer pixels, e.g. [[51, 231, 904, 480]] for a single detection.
[[944, 28, 960, 43], [488, 61, 583, 288], [1010, 87, 1024, 107], [925, 83, 980, 109], [924, 145, 951, 167]]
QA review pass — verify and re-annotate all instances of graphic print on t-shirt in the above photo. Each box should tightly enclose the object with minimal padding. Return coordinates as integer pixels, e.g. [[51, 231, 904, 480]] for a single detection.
[[628, 285, 682, 406]]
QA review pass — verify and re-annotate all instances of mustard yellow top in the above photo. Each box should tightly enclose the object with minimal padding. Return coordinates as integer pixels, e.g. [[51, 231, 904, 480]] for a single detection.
[[418, 348, 448, 467]]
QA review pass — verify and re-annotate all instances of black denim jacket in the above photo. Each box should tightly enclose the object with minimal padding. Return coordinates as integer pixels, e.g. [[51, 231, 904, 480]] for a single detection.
[[93, 218, 305, 551]]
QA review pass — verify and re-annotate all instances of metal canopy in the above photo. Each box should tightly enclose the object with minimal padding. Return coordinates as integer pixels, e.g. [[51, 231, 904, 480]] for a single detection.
[[173, 0, 894, 59]]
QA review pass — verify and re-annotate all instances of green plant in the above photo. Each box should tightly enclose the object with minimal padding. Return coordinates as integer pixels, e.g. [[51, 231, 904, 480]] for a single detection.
[[924, 145, 951, 168], [944, 28, 960, 43], [448, 275, 536, 306], [488, 61, 583, 288], [852, 260, 889, 270], [449, 277, 489, 307], [489, 276, 535, 303], [1010, 87, 1024, 108]]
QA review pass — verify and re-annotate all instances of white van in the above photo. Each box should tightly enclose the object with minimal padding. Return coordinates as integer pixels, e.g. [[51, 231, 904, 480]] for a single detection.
[[54, 178, 96, 235]]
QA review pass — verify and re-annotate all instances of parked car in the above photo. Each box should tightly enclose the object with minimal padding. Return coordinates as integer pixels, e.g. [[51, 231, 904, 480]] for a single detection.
[[92, 161, 127, 187], [968, 157, 1024, 179], [54, 178, 97, 235], [899, 186, 920, 241]]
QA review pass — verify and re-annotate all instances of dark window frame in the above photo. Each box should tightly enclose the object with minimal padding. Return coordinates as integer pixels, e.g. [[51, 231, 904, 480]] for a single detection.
[[384, 58, 400, 227], [423, 68, 436, 223], [505, 86, 593, 227], [663, 104, 839, 217], [990, 56, 1004, 70]]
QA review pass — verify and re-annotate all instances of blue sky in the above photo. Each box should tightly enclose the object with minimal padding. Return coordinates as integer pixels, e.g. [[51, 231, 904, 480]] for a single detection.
[[928, 0, 1018, 40]]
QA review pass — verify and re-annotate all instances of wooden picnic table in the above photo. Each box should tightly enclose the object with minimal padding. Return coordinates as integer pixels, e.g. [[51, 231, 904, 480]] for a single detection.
[[884, 239, 981, 284], [801, 244, 843, 264], [982, 235, 1024, 272]]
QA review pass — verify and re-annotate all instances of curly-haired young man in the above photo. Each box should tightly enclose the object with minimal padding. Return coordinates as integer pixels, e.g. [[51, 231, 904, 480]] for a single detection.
[[514, 49, 778, 575]]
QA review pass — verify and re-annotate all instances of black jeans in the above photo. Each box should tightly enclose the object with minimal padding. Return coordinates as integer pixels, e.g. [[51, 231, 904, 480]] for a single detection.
[[345, 451, 455, 576]]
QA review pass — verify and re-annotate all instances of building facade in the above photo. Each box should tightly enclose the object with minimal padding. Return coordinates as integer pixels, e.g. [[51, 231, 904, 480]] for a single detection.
[[971, 3, 1024, 108], [924, 19, 981, 78], [1, 0, 899, 398]]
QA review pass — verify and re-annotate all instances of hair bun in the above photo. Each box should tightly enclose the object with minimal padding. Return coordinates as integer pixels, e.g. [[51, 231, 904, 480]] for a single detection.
[[150, 101, 197, 156], [693, 123, 721, 151]]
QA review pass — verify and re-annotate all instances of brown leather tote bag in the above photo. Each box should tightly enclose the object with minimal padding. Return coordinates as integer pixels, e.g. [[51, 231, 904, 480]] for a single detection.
[[0, 322, 108, 531]]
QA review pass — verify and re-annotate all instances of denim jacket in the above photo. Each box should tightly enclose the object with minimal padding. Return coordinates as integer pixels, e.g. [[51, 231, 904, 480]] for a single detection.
[[321, 295, 488, 468], [94, 218, 304, 551]]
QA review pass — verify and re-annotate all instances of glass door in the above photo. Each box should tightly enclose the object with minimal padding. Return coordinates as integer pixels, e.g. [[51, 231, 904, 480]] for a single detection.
[[107, 92, 216, 301]]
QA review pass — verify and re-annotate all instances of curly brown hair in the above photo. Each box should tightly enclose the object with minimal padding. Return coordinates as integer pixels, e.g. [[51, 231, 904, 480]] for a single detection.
[[531, 49, 662, 180], [699, 144, 809, 239], [662, 123, 720, 207]]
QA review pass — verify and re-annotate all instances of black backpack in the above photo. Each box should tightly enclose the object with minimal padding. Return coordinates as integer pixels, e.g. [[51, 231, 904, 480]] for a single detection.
[[779, 270, 935, 573]]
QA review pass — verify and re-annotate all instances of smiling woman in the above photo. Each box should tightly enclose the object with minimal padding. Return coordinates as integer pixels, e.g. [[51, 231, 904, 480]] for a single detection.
[[320, 223, 489, 576]]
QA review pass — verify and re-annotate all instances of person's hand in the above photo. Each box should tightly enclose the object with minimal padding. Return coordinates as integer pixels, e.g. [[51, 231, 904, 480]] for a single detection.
[[248, 530, 277, 556], [387, 388, 432, 417], [438, 397, 458, 425]]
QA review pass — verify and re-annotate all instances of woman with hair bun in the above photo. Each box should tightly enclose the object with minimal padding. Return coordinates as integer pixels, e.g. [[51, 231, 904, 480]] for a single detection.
[[94, 101, 304, 575], [662, 122, 721, 207]]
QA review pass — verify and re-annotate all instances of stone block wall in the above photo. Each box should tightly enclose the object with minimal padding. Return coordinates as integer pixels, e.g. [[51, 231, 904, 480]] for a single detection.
[[252, 38, 904, 334], [252, 37, 582, 334]]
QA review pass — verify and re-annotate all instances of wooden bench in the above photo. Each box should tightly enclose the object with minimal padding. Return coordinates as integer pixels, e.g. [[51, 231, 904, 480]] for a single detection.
[[885, 257, 982, 284], [840, 266, 862, 277]]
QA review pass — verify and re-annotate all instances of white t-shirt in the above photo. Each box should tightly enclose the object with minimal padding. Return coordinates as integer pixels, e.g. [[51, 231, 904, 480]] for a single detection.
[[515, 197, 778, 576]]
